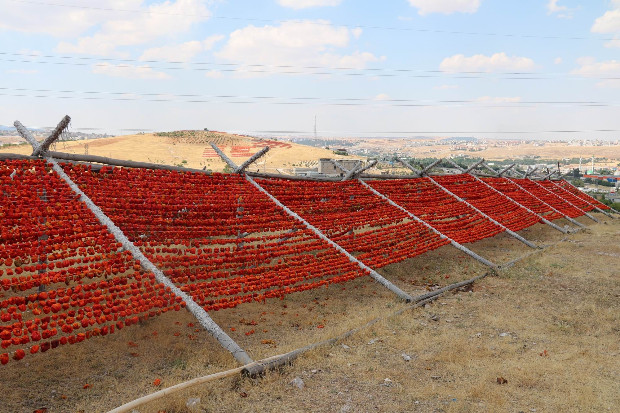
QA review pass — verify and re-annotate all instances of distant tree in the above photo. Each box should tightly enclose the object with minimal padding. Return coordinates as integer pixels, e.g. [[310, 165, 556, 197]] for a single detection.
[[572, 179, 584, 187]]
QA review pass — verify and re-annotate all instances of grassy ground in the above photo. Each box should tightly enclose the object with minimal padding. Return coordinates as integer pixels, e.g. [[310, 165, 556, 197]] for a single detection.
[[0, 215, 616, 412]]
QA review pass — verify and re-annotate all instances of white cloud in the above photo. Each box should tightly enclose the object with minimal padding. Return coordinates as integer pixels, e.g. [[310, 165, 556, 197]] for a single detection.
[[475, 96, 521, 104], [434, 84, 459, 90], [440, 52, 535, 72], [57, 0, 211, 56], [216, 21, 380, 75], [140, 35, 223, 62], [375, 93, 391, 101], [572, 57, 620, 88], [407, 0, 481, 16], [92, 63, 171, 79], [554, 57, 563, 64], [0, 0, 144, 37], [547, 0, 574, 19], [203, 34, 225, 50], [277, 0, 343, 9], [592, 4, 620, 33]]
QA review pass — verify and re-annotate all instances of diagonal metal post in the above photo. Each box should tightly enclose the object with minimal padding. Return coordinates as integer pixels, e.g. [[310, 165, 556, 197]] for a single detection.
[[547, 179, 613, 218], [235, 146, 270, 173], [498, 164, 516, 177], [17, 125, 254, 365], [418, 159, 539, 248], [526, 178, 599, 223], [343, 160, 377, 181], [33, 115, 71, 157], [357, 179, 497, 268], [465, 162, 571, 234], [245, 175, 414, 302], [214, 146, 414, 302]]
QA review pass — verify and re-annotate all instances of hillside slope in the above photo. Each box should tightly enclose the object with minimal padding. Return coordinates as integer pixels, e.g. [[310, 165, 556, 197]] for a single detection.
[[0, 130, 362, 173]]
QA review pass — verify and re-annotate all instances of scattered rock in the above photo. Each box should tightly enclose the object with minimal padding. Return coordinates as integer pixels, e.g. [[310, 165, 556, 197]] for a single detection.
[[368, 338, 378, 345], [341, 344, 351, 350], [430, 314, 440, 322], [290, 377, 305, 389], [382, 378, 393, 387], [311, 369, 318, 374], [402, 353, 412, 362], [186, 397, 201, 410], [499, 332, 509, 337], [497, 377, 508, 385], [431, 375, 441, 380]]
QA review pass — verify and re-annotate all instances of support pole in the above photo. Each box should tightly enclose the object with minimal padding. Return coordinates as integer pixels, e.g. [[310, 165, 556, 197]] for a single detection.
[[13, 120, 40, 149], [449, 159, 577, 231], [527, 178, 599, 223], [47, 158, 254, 365], [504, 178, 587, 229], [421, 159, 442, 175], [563, 179, 618, 216], [549, 179, 614, 218], [498, 164, 516, 177], [525, 167, 539, 178], [33, 115, 71, 157], [343, 160, 377, 181], [424, 174, 539, 249], [465, 159, 485, 174], [246, 175, 414, 302], [15, 121, 252, 365], [235, 146, 270, 173], [465, 162, 570, 234], [358, 180, 497, 268], [209, 143, 237, 170]]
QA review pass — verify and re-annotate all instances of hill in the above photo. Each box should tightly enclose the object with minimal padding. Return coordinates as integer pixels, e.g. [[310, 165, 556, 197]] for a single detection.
[[0, 130, 362, 173]]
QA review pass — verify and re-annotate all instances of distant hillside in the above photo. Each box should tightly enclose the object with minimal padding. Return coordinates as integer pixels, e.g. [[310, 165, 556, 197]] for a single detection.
[[0, 130, 363, 173]]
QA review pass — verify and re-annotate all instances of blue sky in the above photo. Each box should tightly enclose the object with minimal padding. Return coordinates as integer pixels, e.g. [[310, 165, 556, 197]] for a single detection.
[[1, 0, 620, 139]]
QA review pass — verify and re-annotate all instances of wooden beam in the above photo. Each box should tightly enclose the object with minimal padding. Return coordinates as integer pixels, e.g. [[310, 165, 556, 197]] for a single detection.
[[480, 162, 500, 176], [33, 115, 71, 157], [47, 157, 253, 365], [235, 146, 270, 173], [13, 120, 40, 149], [497, 163, 516, 177], [46, 151, 211, 174], [396, 157, 422, 176], [346, 159, 377, 180], [425, 175, 539, 249], [246, 175, 414, 302], [359, 179, 497, 268], [465, 159, 485, 174], [209, 143, 238, 170], [421, 159, 443, 175]]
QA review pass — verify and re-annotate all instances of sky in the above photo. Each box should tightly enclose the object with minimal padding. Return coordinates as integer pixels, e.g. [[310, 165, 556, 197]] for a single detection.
[[1, 0, 620, 139]]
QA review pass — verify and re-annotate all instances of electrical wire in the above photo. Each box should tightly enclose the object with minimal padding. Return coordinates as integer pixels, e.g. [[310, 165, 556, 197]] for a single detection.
[[2, 52, 619, 81], [1, 86, 619, 107], [4, 0, 617, 42]]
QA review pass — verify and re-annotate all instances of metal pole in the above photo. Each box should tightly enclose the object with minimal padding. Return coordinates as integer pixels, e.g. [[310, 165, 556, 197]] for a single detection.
[[527, 178, 599, 223], [358, 180, 497, 268], [246, 175, 414, 302]]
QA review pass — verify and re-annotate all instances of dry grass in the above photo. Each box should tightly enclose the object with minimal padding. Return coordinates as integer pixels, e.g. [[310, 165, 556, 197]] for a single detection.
[[146, 215, 618, 413], [0, 132, 361, 173], [1, 215, 617, 412]]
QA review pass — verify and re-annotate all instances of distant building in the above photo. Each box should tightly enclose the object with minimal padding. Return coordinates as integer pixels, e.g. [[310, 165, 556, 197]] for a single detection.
[[318, 158, 363, 176], [293, 167, 319, 177]]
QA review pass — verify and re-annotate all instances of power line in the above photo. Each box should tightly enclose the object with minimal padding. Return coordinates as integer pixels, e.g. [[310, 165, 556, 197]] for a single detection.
[[2, 53, 619, 81], [4, 0, 617, 42], [1, 86, 619, 107]]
